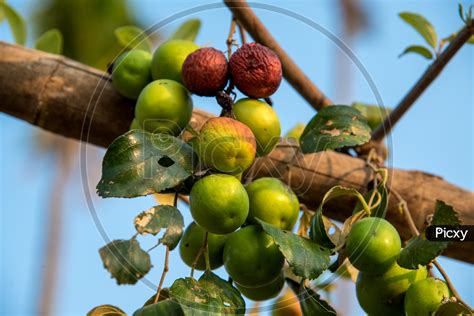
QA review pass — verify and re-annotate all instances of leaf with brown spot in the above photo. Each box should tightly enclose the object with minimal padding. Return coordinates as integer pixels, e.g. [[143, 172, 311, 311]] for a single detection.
[[300, 105, 371, 153]]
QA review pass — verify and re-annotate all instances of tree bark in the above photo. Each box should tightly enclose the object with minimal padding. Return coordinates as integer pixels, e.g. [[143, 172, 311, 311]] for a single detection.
[[1, 42, 472, 263]]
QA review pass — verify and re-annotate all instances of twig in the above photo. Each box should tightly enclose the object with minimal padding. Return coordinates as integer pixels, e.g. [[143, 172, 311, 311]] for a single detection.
[[224, 0, 333, 110], [226, 17, 237, 60], [236, 19, 247, 44], [178, 194, 190, 205], [372, 21, 474, 141], [190, 246, 204, 278], [203, 232, 211, 271], [433, 260, 473, 311], [154, 246, 170, 303]]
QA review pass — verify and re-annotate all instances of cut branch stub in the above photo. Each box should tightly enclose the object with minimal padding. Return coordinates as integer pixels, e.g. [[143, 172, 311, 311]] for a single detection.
[[300, 105, 371, 153], [97, 130, 197, 198]]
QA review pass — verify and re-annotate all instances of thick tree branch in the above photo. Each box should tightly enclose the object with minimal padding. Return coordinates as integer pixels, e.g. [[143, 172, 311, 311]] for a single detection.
[[224, 0, 333, 110], [371, 21, 474, 141], [0, 42, 473, 263]]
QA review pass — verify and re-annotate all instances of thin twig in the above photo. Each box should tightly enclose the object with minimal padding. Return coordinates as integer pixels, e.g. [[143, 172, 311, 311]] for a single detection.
[[203, 232, 211, 271], [226, 17, 237, 60], [433, 260, 473, 311], [236, 19, 247, 44], [372, 21, 474, 141], [224, 0, 333, 110], [154, 246, 170, 303], [190, 246, 204, 278]]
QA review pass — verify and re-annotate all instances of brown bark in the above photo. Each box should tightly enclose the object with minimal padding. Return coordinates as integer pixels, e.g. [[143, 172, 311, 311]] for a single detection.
[[0, 42, 472, 263]]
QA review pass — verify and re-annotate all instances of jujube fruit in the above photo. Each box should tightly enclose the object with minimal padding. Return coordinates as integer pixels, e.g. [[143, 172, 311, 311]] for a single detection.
[[245, 177, 300, 231], [233, 98, 281, 156], [346, 217, 401, 275], [179, 222, 228, 270], [182, 47, 229, 96], [223, 225, 284, 286], [135, 79, 193, 135], [229, 42, 282, 98], [235, 272, 285, 301], [195, 117, 256, 174], [151, 40, 199, 83], [356, 262, 428, 315], [112, 50, 152, 99], [404, 278, 450, 316], [189, 174, 249, 234]]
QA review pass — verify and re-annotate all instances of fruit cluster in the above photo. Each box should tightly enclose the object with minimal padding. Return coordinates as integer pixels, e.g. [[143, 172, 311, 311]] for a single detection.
[[346, 217, 450, 315], [111, 40, 298, 302]]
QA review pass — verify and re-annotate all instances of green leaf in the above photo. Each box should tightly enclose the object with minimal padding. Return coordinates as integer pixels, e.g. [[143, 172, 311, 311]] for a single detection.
[[133, 300, 183, 316], [170, 19, 201, 42], [257, 219, 331, 280], [0, 2, 27, 45], [398, 201, 461, 269], [114, 25, 152, 52], [399, 12, 438, 49], [99, 238, 152, 285], [300, 105, 371, 153], [97, 130, 197, 198], [0, 6, 5, 24], [458, 3, 465, 22], [298, 285, 337, 316], [310, 186, 369, 249], [399, 45, 433, 60], [435, 298, 472, 316], [87, 304, 126, 316], [35, 29, 63, 55], [169, 272, 245, 315], [134, 205, 184, 250]]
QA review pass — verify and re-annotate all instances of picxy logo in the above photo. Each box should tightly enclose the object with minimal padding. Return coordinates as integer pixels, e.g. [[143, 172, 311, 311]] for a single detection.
[[426, 226, 473, 242]]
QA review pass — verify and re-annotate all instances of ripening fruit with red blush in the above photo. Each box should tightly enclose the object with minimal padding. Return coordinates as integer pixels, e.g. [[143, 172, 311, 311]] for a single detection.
[[229, 43, 282, 98], [182, 47, 229, 96]]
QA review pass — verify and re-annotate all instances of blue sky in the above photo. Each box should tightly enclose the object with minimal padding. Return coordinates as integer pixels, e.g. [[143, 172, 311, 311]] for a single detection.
[[1, 1, 473, 315]]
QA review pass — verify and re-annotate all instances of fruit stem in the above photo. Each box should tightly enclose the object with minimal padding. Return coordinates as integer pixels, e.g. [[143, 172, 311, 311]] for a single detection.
[[203, 232, 211, 271], [154, 245, 170, 304], [226, 17, 237, 60]]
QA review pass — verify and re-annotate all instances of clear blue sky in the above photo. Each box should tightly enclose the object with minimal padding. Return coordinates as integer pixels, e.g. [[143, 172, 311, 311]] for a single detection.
[[1, 1, 473, 315]]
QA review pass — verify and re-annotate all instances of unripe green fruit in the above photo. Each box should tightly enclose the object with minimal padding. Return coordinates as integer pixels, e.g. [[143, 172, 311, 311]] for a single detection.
[[151, 40, 199, 83], [190, 174, 249, 234], [179, 222, 228, 271], [223, 225, 284, 286], [352, 102, 391, 129], [135, 79, 193, 135], [130, 118, 141, 130], [236, 272, 285, 301], [233, 98, 281, 156], [346, 217, 401, 274], [245, 177, 299, 230], [404, 278, 450, 316], [356, 262, 428, 315], [196, 117, 256, 174], [285, 123, 306, 142], [112, 50, 152, 99]]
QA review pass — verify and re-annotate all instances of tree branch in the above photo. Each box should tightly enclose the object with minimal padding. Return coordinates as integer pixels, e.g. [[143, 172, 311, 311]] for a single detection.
[[371, 21, 474, 141], [0, 42, 473, 263], [223, 0, 333, 110]]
